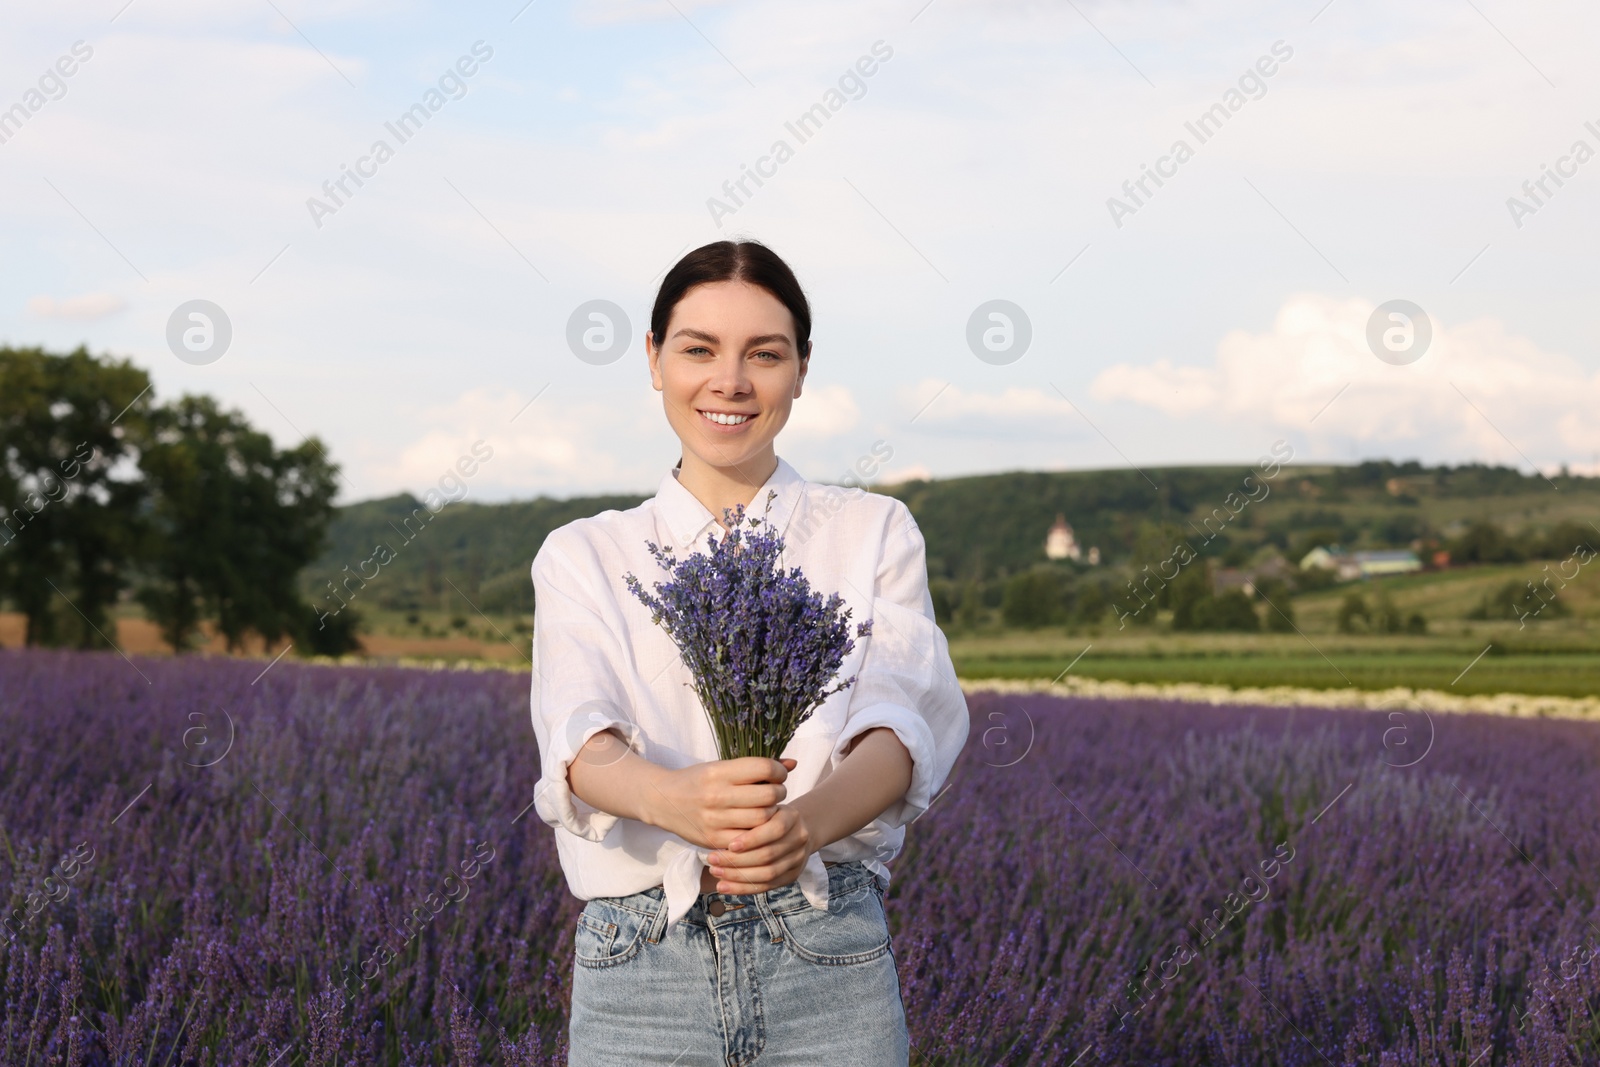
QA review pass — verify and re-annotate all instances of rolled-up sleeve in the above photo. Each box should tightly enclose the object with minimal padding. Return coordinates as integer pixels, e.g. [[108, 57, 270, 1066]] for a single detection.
[[829, 501, 969, 827], [529, 531, 647, 842]]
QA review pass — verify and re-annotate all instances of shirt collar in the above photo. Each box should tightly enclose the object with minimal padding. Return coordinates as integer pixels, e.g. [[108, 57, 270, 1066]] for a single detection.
[[655, 454, 807, 551]]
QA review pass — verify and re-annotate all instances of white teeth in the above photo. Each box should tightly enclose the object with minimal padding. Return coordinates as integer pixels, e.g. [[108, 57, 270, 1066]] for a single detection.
[[700, 410, 752, 426]]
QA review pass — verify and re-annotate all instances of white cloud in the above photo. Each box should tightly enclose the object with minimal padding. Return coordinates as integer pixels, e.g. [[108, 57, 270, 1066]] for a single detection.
[[28, 293, 127, 320], [363, 386, 674, 499], [897, 378, 1082, 434], [1090, 293, 1600, 464], [875, 462, 931, 485], [784, 382, 858, 437]]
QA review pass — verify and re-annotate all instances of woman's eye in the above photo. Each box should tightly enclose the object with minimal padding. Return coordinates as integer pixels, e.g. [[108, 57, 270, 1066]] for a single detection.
[[753, 351, 780, 362]]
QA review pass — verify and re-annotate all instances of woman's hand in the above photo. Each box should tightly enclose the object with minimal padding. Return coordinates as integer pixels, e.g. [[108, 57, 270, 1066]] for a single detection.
[[644, 756, 796, 851], [705, 804, 818, 894]]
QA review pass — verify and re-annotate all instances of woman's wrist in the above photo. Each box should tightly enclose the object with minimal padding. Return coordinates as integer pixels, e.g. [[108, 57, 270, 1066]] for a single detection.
[[788, 727, 912, 853]]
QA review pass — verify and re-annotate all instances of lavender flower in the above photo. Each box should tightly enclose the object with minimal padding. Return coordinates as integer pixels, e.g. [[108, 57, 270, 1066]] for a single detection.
[[1, 649, 1597, 1064], [623, 489, 874, 761]]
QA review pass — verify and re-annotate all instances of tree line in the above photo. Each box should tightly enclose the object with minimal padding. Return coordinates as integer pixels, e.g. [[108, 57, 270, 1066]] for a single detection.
[[0, 345, 358, 655]]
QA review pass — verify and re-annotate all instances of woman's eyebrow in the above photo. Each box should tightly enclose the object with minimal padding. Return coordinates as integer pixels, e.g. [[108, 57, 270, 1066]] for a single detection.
[[743, 334, 793, 348], [670, 328, 793, 348]]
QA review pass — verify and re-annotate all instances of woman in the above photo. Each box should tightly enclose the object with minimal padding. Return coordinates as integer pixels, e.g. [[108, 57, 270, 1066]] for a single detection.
[[528, 239, 969, 1065]]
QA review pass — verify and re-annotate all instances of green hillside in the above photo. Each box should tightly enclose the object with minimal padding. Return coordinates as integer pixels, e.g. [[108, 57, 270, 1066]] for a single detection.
[[304, 458, 1600, 626]]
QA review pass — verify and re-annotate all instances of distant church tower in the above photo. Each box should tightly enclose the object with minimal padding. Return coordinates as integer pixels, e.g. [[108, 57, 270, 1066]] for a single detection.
[[1045, 513, 1081, 561]]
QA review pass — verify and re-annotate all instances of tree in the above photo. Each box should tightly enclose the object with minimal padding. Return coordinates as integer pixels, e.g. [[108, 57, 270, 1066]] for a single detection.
[[1168, 564, 1212, 631], [1002, 566, 1065, 628], [1337, 592, 1371, 633], [928, 578, 956, 626], [137, 395, 341, 652], [1466, 579, 1569, 624], [1535, 521, 1599, 561], [1192, 590, 1260, 632], [1255, 577, 1297, 633], [954, 578, 988, 630], [0, 346, 152, 647], [1073, 579, 1108, 625], [1450, 521, 1522, 564], [1373, 589, 1404, 634]]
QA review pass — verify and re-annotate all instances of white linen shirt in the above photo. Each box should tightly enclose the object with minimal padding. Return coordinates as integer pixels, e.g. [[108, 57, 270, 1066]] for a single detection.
[[528, 454, 969, 933]]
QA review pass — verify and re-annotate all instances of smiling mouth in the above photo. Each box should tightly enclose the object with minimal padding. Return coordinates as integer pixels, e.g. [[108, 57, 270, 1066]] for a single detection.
[[698, 409, 754, 426]]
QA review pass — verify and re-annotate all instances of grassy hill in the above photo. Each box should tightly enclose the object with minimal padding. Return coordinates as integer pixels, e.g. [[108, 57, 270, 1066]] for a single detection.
[[302, 459, 1600, 694]]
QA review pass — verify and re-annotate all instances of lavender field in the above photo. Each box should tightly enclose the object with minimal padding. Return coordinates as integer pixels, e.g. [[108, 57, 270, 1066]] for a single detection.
[[2, 649, 1597, 1066]]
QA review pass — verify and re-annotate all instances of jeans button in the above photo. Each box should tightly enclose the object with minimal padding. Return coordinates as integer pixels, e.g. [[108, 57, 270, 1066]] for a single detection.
[[708, 900, 726, 916]]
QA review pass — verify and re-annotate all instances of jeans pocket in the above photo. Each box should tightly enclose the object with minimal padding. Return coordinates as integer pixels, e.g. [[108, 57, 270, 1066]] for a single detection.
[[574, 899, 651, 969], [775, 879, 891, 966]]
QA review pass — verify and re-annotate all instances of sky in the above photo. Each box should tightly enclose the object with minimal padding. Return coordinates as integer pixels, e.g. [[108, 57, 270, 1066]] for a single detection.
[[5, 0, 1600, 505]]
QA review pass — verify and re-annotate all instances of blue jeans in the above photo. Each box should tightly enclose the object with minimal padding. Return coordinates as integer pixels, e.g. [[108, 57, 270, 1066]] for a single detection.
[[568, 860, 910, 1066]]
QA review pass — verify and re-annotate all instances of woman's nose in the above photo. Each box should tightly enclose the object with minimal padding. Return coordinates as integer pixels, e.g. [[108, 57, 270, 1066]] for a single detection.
[[708, 354, 751, 394]]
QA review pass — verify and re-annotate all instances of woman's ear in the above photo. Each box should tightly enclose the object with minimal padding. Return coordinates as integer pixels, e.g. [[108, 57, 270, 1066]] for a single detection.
[[647, 331, 663, 391]]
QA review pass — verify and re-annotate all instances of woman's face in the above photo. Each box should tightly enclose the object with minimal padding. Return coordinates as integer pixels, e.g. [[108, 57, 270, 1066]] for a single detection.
[[647, 279, 809, 474]]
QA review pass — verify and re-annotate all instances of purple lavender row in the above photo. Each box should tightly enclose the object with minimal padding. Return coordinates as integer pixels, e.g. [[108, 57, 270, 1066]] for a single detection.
[[2, 650, 1598, 1062]]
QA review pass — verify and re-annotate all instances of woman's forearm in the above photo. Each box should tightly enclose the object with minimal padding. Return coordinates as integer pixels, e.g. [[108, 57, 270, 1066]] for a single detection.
[[789, 727, 913, 852], [566, 728, 667, 826]]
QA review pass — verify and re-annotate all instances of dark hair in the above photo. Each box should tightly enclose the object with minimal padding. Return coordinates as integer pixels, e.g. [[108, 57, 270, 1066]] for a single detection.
[[650, 240, 811, 358]]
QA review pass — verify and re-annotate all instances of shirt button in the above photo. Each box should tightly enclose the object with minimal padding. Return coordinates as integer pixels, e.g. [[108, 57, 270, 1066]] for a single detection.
[[708, 900, 726, 916]]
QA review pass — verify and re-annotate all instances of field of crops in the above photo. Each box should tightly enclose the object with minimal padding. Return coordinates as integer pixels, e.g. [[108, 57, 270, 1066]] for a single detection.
[[2, 650, 1597, 1065], [949, 627, 1600, 699]]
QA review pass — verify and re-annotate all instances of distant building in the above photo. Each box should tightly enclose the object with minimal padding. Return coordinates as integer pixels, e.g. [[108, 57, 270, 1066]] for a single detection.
[[1213, 555, 1291, 597], [1300, 546, 1343, 571], [1349, 550, 1422, 578], [1300, 545, 1421, 581], [1045, 513, 1081, 561]]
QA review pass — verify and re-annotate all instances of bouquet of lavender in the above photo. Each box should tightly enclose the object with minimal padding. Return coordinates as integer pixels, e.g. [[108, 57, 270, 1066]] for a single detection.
[[624, 489, 873, 761]]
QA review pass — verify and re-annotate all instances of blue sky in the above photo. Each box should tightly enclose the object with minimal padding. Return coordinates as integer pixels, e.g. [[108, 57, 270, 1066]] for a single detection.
[[5, 0, 1598, 503]]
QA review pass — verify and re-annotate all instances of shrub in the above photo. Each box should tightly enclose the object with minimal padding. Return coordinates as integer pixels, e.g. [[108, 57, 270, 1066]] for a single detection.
[[1190, 590, 1260, 632], [1002, 567, 1066, 629], [1337, 592, 1370, 633]]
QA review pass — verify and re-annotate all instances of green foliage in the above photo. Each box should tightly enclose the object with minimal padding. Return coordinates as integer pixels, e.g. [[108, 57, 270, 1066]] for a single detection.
[[1073, 578, 1109, 624], [1167, 562, 1263, 633], [954, 578, 987, 629], [299, 605, 363, 657], [1337, 592, 1370, 634], [1255, 577, 1297, 633], [0, 346, 342, 655], [1293, 565, 1339, 592], [1534, 520, 1600, 561], [1167, 564, 1212, 631], [0, 346, 153, 647], [298, 451, 1598, 640], [1373, 589, 1404, 634], [1191, 590, 1260, 632], [137, 395, 341, 652], [928, 578, 956, 625], [1001, 566, 1067, 628], [1467, 578, 1572, 624], [1449, 520, 1523, 564]]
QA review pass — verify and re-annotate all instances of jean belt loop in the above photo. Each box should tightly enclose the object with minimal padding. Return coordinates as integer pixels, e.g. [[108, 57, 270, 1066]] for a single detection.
[[752, 893, 785, 945], [645, 888, 670, 944]]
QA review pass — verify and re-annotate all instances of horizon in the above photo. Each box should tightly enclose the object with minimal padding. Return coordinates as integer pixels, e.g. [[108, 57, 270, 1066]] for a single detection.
[[345, 452, 1591, 510]]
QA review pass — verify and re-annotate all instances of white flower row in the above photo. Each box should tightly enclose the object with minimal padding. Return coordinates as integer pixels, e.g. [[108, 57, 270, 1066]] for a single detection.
[[959, 674, 1600, 723]]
